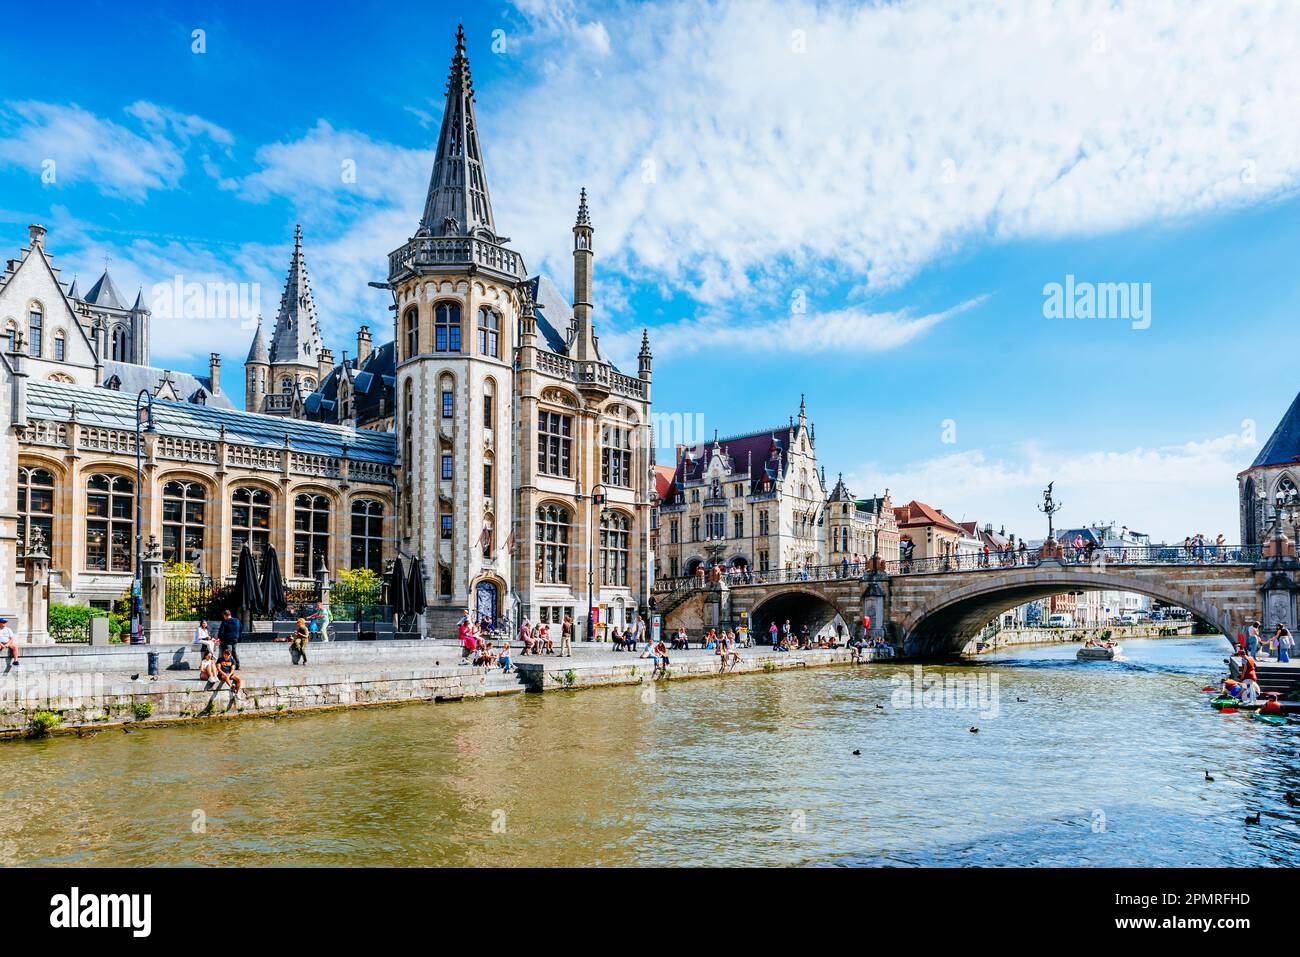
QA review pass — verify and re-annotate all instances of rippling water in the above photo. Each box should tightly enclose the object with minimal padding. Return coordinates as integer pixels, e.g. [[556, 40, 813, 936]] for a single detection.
[[2, 636, 1297, 866]]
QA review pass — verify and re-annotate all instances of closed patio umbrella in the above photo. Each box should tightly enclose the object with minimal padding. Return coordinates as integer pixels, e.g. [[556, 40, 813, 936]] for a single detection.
[[230, 541, 265, 617], [260, 544, 288, 617], [406, 557, 428, 617], [389, 556, 409, 624]]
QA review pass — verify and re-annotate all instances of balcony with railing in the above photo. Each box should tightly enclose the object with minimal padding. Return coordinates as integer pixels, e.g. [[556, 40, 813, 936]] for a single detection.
[[388, 235, 526, 281]]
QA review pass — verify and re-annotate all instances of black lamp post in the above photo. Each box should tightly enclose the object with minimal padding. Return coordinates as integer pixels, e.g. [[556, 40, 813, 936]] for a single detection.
[[587, 483, 609, 641], [133, 389, 157, 644]]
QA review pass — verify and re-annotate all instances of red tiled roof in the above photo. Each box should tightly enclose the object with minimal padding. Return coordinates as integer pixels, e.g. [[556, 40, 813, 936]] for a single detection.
[[894, 500, 963, 533], [653, 465, 675, 501]]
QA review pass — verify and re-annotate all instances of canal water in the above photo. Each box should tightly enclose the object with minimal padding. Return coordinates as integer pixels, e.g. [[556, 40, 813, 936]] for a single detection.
[[2, 636, 1297, 867]]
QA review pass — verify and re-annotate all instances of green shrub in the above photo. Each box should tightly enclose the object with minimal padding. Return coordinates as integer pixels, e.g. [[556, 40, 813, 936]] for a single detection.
[[27, 710, 61, 737], [131, 702, 153, 721], [48, 603, 111, 644]]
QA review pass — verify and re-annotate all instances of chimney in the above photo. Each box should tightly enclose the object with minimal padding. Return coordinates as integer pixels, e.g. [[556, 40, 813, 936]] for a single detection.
[[318, 347, 335, 383], [208, 352, 221, 394], [28, 224, 46, 249], [356, 325, 373, 365]]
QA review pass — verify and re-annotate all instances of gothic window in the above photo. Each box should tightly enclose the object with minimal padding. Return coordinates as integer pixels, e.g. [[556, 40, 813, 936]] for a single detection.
[[535, 504, 571, 584], [441, 388, 454, 419], [304, 377, 316, 393], [439, 565, 453, 597], [478, 306, 500, 358], [669, 519, 679, 544], [110, 325, 128, 361], [759, 510, 770, 535], [434, 302, 461, 353], [85, 474, 134, 572], [705, 512, 725, 539], [161, 480, 207, 566], [350, 499, 384, 573], [600, 511, 630, 587], [53, 331, 66, 362], [293, 493, 331, 577], [483, 455, 494, 496], [441, 453, 454, 480], [17, 466, 55, 560], [483, 379, 495, 430], [403, 306, 419, 358], [734, 513, 744, 538], [601, 424, 632, 487], [440, 515, 452, 540], [1278, 475, 1299, 506], [281, 376, 293, 394], [231, 486, 272, 573], [537, 411, 572, 477], [28, 307, 43, 356], [690, 517, 700, 542]]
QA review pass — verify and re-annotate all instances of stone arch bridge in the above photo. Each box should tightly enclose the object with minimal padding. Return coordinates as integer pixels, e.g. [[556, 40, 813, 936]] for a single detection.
[[656, 548, 1294, 657]]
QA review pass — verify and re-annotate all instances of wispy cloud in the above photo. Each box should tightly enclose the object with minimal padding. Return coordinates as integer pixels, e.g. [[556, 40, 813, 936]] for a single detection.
[[0, 100, 232, 201], [846, 430, 1257, 543]]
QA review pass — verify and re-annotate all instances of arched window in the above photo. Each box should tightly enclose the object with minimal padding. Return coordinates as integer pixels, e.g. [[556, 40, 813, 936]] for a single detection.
[[4, 320, 16, 352], [52, 330, 66, 362], [535, 504, 571, 584], [350, 499, 384, 573], [601, 422, 632, 487], [293, 493, 331, 577], [161, 480, 207, 566], [434, 302, 461, 353], [303, 377, 316, 393], [600, 511, 630, 587], [403, 306, 419, 359], [477, 306, 499, 357], [110, 325, 128, 361], [17, 466, 55, 560], [231, 486, 272, 573], [1278, 475, 1298, 506], [28, 306, 43, 356], [280, 376, 293, 394], [483, 378, 495, 431], [85, 474, 134, 571]]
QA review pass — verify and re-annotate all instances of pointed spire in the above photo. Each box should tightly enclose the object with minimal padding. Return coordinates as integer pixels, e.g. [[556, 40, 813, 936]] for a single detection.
[[419, 26, 497, 238], [269, 225, 324, 366], [131, 288, 146, 311], [576, 187, 591, 227], [67, 275, 79, 299], [246, 316, 269, 364], [83, 269, 125, 310]]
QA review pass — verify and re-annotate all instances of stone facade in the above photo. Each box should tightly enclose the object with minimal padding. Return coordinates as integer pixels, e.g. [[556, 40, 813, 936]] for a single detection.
[[656, 400, 898, 582]]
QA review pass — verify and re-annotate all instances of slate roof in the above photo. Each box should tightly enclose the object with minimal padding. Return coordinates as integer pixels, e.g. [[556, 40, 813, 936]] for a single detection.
[[304, 340, 397, 426], [27, 379, 395, 463], [1247, 390, 1300, 471], [267, 225, 324, 366], [665, 426, 794, 501], [82, 269, 128, 310], [101, 360, 236, 410]]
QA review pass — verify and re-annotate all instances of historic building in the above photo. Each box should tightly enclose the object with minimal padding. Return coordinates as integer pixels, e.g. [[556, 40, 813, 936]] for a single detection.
[[1239, 388, 1300, 546], [0, 26, 654, 641], [656, 400, 898, 580], [893, 499, 963, 561]]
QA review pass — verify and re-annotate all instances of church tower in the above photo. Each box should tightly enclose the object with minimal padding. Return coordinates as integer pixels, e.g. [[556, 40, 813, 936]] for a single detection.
[[386, 25, 526, 631], [246, 225, 325, 415]]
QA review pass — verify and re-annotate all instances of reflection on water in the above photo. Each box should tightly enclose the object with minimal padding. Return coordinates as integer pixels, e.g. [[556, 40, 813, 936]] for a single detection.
[[1, 636, 1297, 867]]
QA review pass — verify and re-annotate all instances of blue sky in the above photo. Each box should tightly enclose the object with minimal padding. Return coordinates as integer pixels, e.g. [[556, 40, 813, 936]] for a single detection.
[[2, 0, 1299, 541]]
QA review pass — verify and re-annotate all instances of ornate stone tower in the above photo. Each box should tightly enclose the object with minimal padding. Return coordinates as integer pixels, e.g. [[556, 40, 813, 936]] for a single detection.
[[386, 25, 526, 630], [247, 225, 326, 416], [244, 317, 269, 413]]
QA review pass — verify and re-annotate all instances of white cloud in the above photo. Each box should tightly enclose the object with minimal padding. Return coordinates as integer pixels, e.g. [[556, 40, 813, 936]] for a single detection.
[[846, 431, 1257, 544], [485, 0, 1300, 304], [0, 100, 231, 201]]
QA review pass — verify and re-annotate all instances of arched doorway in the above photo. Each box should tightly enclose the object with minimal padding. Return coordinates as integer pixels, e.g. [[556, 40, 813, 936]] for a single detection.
[[474, 579, 500, 624]]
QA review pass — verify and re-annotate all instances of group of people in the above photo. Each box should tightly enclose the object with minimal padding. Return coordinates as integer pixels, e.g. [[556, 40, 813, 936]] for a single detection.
[[1183, 533, 1228, 563], [458, 613, 516, 671], [1239, 620, 1294, 663], [193, 610, 248, 694]]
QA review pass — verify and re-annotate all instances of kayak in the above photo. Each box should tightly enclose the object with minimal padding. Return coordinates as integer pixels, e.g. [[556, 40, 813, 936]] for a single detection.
[[1252, 713, 1288, 726]]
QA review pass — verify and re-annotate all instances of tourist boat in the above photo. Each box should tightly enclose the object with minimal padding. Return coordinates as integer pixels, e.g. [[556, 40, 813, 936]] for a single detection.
[[1076, 643, 1121, 661]]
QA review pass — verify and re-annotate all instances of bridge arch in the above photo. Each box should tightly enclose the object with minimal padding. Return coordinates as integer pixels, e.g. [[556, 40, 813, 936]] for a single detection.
[[895, 568, 1237, 657], [746, 584, 858, 644]]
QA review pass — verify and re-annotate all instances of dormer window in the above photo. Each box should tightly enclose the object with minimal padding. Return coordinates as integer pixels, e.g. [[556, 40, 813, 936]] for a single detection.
[[104, 375, 121, 391]]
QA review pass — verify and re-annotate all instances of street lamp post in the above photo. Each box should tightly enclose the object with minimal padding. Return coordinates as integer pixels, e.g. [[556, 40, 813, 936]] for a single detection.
[[133, 389, 157, 645], [587, 483, 609, 643]]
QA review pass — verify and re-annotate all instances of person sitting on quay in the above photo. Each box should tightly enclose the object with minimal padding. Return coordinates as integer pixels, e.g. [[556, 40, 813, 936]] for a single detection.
[[540, 625, 555, 655], [198, 642, 219, 684], [498, 641, 513, 674], [847, 634, 866, 663], [214, 646, 242, 696], [459, 619, 479, 664], [650, 639, 670, 678], [609, 624, 623, 650], [520, 622, 537, 655], [0, 616, 19, 670], [218, 609, 242, 669], [193, 618, 215, 660]]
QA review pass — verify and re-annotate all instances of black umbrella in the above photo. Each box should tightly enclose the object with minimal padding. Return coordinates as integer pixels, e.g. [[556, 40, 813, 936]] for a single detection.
[[389, 556, 409, 621], [230, 541, 265, 616], [406, 558, 428, 616], [260, 544, 288, 617]]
